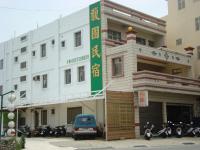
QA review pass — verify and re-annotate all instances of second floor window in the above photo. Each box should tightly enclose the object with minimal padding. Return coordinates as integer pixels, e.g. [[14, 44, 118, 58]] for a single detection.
[[42, 74, 48, 88], [112, 57, 124, 77], [74, 31, 82, 47], [0, 59, 3, 70], [20, 76, 26, 82], [195, 16, 200, 31], [108, 30, 121, 41], [178, 0, 185, 10], [14, 56, 18, 63], [78, 66, 85, 82], [40, 43, 46, 57], [20, 61, 26, 69], [65, 69, 71, 84]]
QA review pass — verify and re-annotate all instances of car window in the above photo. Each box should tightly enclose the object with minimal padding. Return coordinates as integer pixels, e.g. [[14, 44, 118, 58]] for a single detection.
[[78, 116, 95, 125]]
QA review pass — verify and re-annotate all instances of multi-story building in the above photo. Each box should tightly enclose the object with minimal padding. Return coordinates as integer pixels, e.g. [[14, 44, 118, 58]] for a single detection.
[[164, 0, 200, 79], [0, 0, 200, 140]]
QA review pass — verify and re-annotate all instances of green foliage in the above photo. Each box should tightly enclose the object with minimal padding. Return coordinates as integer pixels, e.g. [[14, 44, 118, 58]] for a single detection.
[[20, 135, 26, 149]]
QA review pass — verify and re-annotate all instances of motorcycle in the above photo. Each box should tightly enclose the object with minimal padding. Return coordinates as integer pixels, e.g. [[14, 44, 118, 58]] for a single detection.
[[17, 125, 31, 137], [182, 122, 196, 137], [144, 122, 153, 140], [174, 122, 183, 138], [54, 125, 66, 137]]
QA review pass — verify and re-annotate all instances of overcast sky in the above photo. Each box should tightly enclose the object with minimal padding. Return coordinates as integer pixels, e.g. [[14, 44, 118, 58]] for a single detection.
[[0, 0, 168, 43]]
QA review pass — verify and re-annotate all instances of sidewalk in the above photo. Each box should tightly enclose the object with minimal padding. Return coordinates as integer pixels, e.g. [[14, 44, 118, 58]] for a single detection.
[[25, 137, 200, 150]]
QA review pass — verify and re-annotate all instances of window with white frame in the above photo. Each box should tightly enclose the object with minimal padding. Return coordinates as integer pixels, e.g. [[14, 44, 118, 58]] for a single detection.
[[20, 90, 26, 98], [197, 46, 200, 59], [136, 37, 146, 45], [65, 69, 71, 84], [0, 85, 3, 94], [74, 31, 82, 47], [195, 16, 200, 31], [108, 30, 121, 41], [14, 84, 18, 91], [40, 43, 46, 57], [20, 76, 26, 82], [20, 61, 26, 69], [21, 47, 27, 53], [42, 74, 48, 88], [61, 41, 65, 48], [0, 59, 3, 70], [20, 36, 27, 42], [32, 51, 36, 57], [178, 0, 185, 10], [78, 66, 85, 82], [176, 38, 182, 46], [112, 56, 124, 77], [41, 110, 47, 125], [14, 56, 18, 63]]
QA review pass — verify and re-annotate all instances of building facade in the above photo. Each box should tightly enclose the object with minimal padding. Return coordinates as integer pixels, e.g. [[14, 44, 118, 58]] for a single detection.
[[0, 0, 200, 140], [164, 0, 200, 79]]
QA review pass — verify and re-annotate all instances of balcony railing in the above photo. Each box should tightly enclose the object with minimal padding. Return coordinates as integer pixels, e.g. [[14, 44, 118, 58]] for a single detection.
[[133, 71, 200, 95]]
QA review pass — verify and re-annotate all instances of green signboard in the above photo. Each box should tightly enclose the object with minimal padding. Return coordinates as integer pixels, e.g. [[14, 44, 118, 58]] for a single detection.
[[90, 1, 103, 95]]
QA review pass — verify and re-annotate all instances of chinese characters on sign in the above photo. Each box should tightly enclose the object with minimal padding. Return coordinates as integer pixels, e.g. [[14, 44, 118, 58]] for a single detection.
[[90, 1, 103, 95], [138, 91, 149, 107]]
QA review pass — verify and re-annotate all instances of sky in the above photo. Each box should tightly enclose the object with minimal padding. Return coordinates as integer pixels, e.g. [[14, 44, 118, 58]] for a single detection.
[[0, 0, 168, 43]]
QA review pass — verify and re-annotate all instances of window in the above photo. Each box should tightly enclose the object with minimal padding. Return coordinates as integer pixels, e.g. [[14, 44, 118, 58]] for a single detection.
[[20, 62, 26, 69], [197, 46, 200, 59], [0, 85, 3, 95], [20, 36, 27, 42], [41, 110, 47, 125], [78, 66, 85, 82], [195, 16, 200, 31], [32, 51, 36, 57], [20, 91, 26, 98], [20, 76, 26, 82], [0, 59, 3, 70], [65, 69, 71, 84], [14, 84, 18, 90], [14, 56, 18, 63], [176, 38, 182, 46], [51, 39, 55, 45], [136, 37, 146, 45], [148, 40, 154, 47], [21, 47, 27, 53], [74, 31, 82, 47], [108, 30, 121, 41], [178, 0, 185, 10], [42, 74, 48, 88], [112, 57, 124, 77], [61, 41, 65, 47], [40, 43, 46, 57]]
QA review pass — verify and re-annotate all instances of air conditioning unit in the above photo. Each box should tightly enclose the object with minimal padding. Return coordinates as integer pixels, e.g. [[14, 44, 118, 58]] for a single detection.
[[33, 75, 40, 81]]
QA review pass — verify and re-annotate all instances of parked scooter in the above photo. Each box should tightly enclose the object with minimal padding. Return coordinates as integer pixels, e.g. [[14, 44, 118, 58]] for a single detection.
[[40, 126, 52, 137], [144, 122, 169, 140], [54, 125, 66, 137], [174, 122, 183, 138], [182, 122, 196, 137], [144, 122, 153, 140], [17, 125, 31, 137]]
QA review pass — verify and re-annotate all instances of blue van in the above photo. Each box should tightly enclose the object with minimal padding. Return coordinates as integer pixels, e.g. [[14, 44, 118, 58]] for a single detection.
[[72, 114, 97, 140]]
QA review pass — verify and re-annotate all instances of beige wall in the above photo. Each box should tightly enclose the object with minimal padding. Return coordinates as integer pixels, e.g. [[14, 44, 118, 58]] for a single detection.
[[164, 0, 200, 78]]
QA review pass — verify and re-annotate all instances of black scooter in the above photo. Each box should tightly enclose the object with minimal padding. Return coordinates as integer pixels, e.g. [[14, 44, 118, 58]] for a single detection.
[[54, 125, 66, 137], [144, 122, 153, 140]]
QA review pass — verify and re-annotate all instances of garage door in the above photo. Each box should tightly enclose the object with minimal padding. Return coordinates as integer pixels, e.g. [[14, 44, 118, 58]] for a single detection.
[[167, 105, 193, 124], [67, 107, 82, 124], [139, 102, 163, 135]]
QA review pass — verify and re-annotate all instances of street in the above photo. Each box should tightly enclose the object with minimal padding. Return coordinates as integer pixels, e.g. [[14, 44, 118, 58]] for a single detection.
[[25, 137, 200, 150]]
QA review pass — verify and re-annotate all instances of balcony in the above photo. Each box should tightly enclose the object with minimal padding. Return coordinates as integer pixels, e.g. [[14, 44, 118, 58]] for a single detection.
[[133, 71, 200, 96]]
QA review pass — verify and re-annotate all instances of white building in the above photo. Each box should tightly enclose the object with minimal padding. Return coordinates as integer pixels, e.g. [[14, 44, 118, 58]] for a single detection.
[[0, 0, 200, 140]]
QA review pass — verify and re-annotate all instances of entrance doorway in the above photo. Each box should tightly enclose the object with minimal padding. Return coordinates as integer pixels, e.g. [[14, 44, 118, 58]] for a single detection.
[[67, 107, 82, 124], [34, 111, 39, 128], [167, 105, 193, 123]]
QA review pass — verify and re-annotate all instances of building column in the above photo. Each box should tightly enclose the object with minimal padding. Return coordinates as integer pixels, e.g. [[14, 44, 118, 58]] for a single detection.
[[162, 102, 167, 123], [134, 92, 140, 138]]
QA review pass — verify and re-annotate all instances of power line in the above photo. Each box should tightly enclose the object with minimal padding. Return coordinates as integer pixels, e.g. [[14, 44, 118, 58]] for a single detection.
[[0, 6, 65, 12]]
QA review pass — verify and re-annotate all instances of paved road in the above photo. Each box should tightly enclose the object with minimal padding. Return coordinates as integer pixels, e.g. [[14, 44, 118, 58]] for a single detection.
[[78, 144, 200, 150], [25, 137, 200, 150]]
